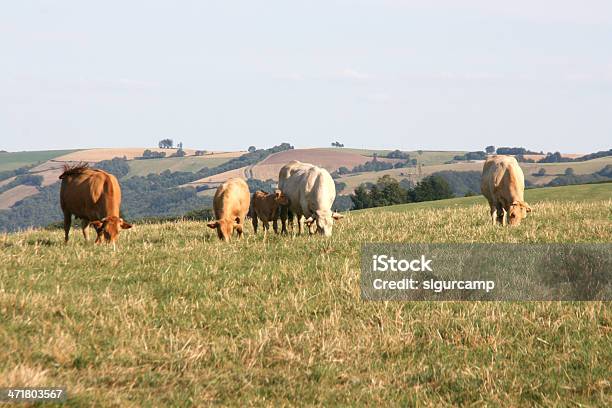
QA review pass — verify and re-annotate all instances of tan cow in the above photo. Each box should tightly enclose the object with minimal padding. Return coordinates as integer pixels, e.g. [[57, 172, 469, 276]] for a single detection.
[[481, 155, 532, 226], [250, 190, 289, 234], [207, 178, 250, 241], [59, 164, 132, 243]]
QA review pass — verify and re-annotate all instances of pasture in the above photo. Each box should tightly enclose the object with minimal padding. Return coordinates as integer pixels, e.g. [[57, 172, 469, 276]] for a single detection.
[[0, 186, 610, 406], [0, 150, 80, 172]]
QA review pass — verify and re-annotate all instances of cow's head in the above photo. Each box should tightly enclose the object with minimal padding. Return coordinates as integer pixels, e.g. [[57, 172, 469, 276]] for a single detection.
[[274, 190, 289, 206], [207, 217, 239, 241], [508, 201, 532, 226], [306, 211, 344, 237], [90, 216, 132, 243]]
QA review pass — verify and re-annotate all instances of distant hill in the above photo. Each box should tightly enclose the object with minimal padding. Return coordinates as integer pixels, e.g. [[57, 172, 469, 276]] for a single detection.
[[1, 146, 610, 231]]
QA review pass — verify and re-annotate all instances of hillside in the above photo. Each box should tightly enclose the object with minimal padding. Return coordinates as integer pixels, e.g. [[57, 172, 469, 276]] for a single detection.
[[186, 148, 404, 186], [0, 184, 609, 405], [336, 156, 612, 194], [0, 149, 80, 171]]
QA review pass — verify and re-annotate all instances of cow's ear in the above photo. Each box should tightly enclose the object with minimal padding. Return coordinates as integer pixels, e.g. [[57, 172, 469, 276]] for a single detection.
[[120, 220, 133, 229], [275, 190, 282, 199], [207, 221, 218, 229], [90, 220, 103, 229], [332, 212, 344, 220], [524, 202, 532, 212]]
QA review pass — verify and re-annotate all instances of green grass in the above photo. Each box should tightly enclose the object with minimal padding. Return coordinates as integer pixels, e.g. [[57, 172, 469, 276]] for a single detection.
[[126, 156, 233, 177], [0, 150, 80, 171], [361, 182, 612, 213], [0, 184, 610, 406]]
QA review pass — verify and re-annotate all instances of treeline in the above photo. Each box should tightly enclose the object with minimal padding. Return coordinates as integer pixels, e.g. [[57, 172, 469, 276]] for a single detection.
[[351, 175, 454, 210], [0, 174, 43, 195], [545, 165, 612, 187], [539, 149, 612, 163], [0, 165, 33, 182]]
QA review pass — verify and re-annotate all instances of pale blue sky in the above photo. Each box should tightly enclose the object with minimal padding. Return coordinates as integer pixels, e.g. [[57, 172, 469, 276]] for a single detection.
[[1, 0, 611, 153]]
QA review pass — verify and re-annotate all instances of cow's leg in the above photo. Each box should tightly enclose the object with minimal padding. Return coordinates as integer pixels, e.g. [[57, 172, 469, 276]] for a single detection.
[[236, 224, 244, 238], [273, 218, 279, 234], [288, 210, 294, 231], [252, 216, 258, 234], [81, 219, 90, 241], [280, 206, 288, 234], [296, 215, 303, 235], [63, 211, 72, 243], [489, 206, 497, 226], [495, 204, 505, 225], [263, 220, 269, 232], [500, 207, 508, 226]]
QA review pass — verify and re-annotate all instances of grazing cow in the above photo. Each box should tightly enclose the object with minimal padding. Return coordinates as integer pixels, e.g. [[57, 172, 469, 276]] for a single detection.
[[207, 178, 250, 241], [250, 190, 289, 234], [278, 160, 312, 234], [481, 155, 532, 226], [278, 161, 343, 236], [59, 164, 132, 244]]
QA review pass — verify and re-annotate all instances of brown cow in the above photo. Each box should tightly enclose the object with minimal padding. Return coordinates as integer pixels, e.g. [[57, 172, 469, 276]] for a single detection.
[[250, 190, 289, 234], [59, 164, 132, 243], [481, 155, 532, 226], [207, 178, 250, 241]]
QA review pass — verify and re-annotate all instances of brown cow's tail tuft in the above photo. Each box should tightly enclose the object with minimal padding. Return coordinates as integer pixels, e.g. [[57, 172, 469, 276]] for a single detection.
[[59, 162, 90, 179]]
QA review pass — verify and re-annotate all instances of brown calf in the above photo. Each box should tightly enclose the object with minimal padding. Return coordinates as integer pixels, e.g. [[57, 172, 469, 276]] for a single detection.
[[250, 190, 289, 234]]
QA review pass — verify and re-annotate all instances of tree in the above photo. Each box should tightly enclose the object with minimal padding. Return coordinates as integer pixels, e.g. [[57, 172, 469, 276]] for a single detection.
[[564, 167, 575, 176], [331, 141, 345, 148], [248, 146, 257, 153], [485, 145, 496, 154], [535, 168, 546, 177], [194, 150, 206, 156], [158, 139, 174, 149], [350, 185, 372, 210], [413, 175, 454, 202], [172, 148, 186, 157]]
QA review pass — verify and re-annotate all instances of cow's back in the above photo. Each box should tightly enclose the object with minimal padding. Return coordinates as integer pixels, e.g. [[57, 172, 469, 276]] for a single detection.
[[279, 161, 315, 215], [214, 178, 250, 221], [60, 168, 121, 221], [481, 155, 525, 205], [304, 167, 336, 215]]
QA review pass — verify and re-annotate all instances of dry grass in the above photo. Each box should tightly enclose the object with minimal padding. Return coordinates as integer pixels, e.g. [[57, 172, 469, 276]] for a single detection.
[[0, 198, 610, 406]]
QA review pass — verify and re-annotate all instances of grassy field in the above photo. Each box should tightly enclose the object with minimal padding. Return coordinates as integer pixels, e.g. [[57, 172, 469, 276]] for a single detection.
[[127, 156, 234, 178], [361, 182, 612, 213], [0, 185, 610, 406], [0, 150, 80, 172]]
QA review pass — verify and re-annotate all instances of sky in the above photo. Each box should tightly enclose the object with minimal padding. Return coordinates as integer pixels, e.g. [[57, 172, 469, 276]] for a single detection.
[[1, 0, 611, 153]]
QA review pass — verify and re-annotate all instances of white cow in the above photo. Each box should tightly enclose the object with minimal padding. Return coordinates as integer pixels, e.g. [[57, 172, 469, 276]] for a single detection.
[[278, 161, 343, 236]]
